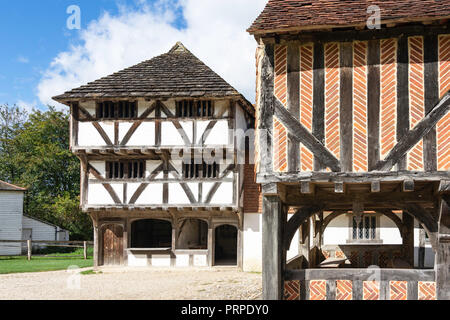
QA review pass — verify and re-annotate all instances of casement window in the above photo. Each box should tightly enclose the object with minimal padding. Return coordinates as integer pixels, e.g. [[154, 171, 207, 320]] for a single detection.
[[352, 215, 377, 240], [176, 100, 214, 118], [183, 160, 220, 179], [106, 160, 145, 179], [96, 101, 137, 119]]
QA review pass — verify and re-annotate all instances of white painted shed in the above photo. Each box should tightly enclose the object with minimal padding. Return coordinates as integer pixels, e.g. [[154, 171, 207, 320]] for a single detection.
[[0, 180, 69, 256], [0, 181, 25, 255]]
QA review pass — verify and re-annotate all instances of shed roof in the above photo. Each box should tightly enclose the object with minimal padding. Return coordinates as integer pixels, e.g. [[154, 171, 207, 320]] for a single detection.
[[248, 0, 450, 35], [0, 180, 26, 192], [53, 42, 254, 114]]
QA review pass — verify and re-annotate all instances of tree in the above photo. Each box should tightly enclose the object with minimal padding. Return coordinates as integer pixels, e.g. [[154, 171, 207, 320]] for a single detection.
[[0, 105, 92, 240]]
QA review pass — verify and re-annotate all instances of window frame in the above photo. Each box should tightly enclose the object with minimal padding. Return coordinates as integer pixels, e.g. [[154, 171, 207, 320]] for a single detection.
[[175, 100, 215, 118], [105, 160, 146, 180], [96, 101, 138, 120], [347, 214, 383, 244], [182, 159, 220, 179]]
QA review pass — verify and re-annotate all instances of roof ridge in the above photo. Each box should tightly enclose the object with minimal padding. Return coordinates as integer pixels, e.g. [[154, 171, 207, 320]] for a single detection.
[[168, 41, 191, 54], [0, 180, 27, 191]]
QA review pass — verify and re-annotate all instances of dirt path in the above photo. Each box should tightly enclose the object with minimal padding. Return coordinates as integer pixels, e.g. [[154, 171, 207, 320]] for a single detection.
[[0, 267, 262, 300]]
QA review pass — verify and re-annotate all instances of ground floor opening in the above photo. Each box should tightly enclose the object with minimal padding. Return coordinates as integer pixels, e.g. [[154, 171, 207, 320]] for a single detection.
[[214, 225, 238, 266]]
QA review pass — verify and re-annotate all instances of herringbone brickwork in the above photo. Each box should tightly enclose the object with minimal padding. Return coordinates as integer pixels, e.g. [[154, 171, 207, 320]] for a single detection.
[[438, 35, 450, 171], [324, 42, 341, 160], [273, 45, 288, 172], [363, 281, 380, 300], [418, 281, 437, 300], [309, 280, 327, 300], [336, 280, 353, 300], [353, 41, 368, 172], [380, 39, 398, 158], [390, 281, 408, 300], [284, 281, 300, 300], [273, 117, 287, 172], [300, 44, 314, 171], [408, 36, 425, 171]]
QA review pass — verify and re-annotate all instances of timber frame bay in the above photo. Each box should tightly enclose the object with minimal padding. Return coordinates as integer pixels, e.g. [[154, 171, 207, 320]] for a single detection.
[[255, 24, 450, 300]]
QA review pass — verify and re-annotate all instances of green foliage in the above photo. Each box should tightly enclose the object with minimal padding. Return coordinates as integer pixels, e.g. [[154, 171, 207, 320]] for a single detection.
[[0, 105, 92, 240]]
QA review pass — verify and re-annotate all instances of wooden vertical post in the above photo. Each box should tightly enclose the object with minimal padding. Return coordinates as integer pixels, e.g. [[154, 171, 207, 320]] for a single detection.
[[436, 197, 450, 300], [27, 240, 31, 261], [262, 192, 284, 300], [92, 215, 99, 269], [287, 44, 300, 172], [402, 212, 415, 267], [83, 241, 87, 260], [418, 226, 426, 269], [259, 42, 275, 174]]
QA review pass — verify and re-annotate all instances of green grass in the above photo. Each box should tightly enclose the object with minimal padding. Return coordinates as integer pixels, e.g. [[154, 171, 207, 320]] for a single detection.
[[0, 248, 94, 274], [80, 269, 102, 275]]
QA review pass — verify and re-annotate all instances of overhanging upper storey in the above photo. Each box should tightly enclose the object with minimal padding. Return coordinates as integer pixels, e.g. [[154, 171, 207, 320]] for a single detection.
[[249, 2, 450, 180], [52, 42, 254, 154]]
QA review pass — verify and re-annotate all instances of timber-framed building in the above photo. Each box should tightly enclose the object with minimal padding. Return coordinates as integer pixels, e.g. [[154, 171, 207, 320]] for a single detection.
[[53, 43, 258, 269], [248, 0, 449, 300]]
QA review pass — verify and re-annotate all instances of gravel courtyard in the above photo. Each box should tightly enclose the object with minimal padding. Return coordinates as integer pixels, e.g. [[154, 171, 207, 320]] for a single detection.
[[0, 267, 262, 300]]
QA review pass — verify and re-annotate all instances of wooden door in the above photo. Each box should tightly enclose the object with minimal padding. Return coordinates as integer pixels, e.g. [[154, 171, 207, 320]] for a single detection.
[[102, 224, 123, 266]]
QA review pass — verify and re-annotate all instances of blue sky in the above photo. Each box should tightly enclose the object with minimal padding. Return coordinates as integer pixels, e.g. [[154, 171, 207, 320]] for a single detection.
[[0, 0, 260, 111]]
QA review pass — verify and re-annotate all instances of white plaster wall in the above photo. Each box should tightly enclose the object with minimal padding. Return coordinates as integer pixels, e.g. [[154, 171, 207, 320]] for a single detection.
[[78, 123, 107, 147], [168, 183, 192, 205], [194, 255, 207, 267], [323, 214, 349, 245], [161, 121, 193, 146], [88, 183, 123, 205], [119, 122, 156, 146], [206, 182, 233, 205], [242, 213, 299, 272], [138, 99, 156, 118], [89, 161, 105, 178], [151, 255, 171, 267], [80, 101, 96, 116], [128, 253, 148, 267], [176, 254, 190, 267], [128, 183, 163, 205], [204, 120, 230, 146], [379, 215, 402, 244], [214, 100, 229, 117]]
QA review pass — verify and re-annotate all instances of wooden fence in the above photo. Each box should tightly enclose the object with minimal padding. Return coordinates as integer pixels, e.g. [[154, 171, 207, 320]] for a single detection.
[[0, 240, 94, 260]]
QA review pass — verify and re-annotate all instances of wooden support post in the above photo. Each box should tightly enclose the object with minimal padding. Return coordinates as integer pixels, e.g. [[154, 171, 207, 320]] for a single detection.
[[83, 241, 87, 260], [436, 198, 450, 300], [402, 212, 415, 267], [418, 226, 426, 269], [92, 215, 99, 268], [262, 193, 284, 300], [27, 240, 31, 261], [207, 222, 214, 267]]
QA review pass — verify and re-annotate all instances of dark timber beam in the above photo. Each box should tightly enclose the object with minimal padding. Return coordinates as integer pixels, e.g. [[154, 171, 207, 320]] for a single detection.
[[287, 44, 300, 172], [284, 205, 325, 251], [436, 198, 450, 300], [262, 194, 284, 300], [273, 99, 341, 172], [373, 90, 450, 171], [259, 44, 275, 174]]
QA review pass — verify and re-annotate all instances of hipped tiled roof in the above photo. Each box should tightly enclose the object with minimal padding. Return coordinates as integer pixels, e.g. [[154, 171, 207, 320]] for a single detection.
[[53, 42, 249, 105], [248, 0, 450, 34], [0, 180, 26, 191]]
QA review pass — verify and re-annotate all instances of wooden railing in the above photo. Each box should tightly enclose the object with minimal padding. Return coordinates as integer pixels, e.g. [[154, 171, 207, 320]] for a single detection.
[[0, 240, 93, 260], [284, 268, 436, 300]]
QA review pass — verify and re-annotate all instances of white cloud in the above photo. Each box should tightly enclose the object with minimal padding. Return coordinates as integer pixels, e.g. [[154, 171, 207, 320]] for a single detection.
[[16, 99, 37, 114], [38, 0, 267, 108], [17, 56, 30, 64]]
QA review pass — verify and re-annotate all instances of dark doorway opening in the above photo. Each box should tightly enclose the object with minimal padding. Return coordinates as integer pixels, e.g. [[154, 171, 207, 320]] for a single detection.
[[131, 219, 172, 248], [214, 225, 237, 266]]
